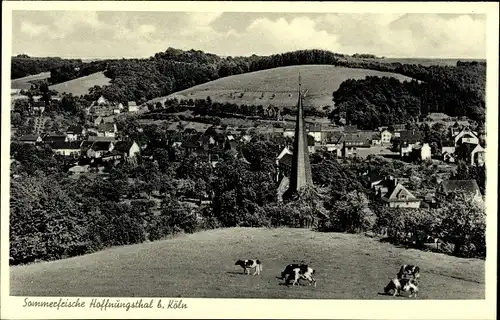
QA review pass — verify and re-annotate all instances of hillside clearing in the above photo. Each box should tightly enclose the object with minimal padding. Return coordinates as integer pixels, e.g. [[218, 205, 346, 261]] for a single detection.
[[10, 228, 484, 299], [11, 72, 51, 90], [146, 65, 414, 109], [49, 71, 111, 96]]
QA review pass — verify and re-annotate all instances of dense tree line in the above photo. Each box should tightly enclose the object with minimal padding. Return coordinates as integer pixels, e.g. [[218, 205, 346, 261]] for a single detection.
[[142, 97, 326, 120], [11, 55, 81, 79], [49, 60, 110, 84], [15, 49, 484, 119], [330, 73, 485, 130]]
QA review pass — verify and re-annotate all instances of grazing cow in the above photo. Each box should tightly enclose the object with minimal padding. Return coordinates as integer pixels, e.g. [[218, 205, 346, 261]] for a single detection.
[[397, 265, 420, 280], [384, 278, 419, 297], [280, 264, 306, 280], [284, 265, 316, 287], [235, 259, 262, 275]]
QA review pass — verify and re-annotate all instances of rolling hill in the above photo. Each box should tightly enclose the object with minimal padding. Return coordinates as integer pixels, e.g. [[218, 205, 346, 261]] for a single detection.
[[48, 71, 111, 96], [10, 228, 484, 299], [147, 65, 414, 109], [11, 72, 51, 90]]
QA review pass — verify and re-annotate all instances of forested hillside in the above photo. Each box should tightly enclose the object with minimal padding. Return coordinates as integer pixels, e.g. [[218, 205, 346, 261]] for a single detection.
[[13, 48, 486, 126]]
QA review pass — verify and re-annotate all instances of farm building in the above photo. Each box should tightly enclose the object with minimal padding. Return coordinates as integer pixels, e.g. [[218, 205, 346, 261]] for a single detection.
[[50, 141, 83, 157], [18, 134, 42, 145]]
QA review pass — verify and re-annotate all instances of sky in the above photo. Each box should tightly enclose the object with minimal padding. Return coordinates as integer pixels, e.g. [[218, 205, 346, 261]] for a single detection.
[[11, 11, 487, 59]]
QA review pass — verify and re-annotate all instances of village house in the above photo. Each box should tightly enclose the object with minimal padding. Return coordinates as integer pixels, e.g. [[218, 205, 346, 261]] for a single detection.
[[86, 141, 115, 158], [341, 132, 372, 158], [453, 128, 479, 146], [392, 124, 406, 138], [87, 135, 117, 142], [43, 133, 68, 144], [66, 125, 86, 141], [371, 133, 382, 146], [456, 143, 485, 166], [18, 134, 42, 145], [437, 179, 483, 203], [50, 141, 83, 157], [380, 129, 393, 145], [68, 164, 90, 176], [128, 101, 138, 112], [425, 112, 452, 122], [95, 95, 109, 106], [97, 122, 118, 138], [399, 129, 423, 157], [31, 101, 46, 115], [441, 142, 456, 163], [113, 104, 122, 114], [307, 124, 323, 142], [113, 140, 141, 158], [410, 143, 432, 161], [372, 176, 421, 208]]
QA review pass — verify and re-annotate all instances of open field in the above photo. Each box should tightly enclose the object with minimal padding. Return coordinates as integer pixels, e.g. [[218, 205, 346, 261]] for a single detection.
[[147, 65, 414, 109], [49, 71, 111, 96], [10, 228, 484, 299], [11, 72, 51, 90]]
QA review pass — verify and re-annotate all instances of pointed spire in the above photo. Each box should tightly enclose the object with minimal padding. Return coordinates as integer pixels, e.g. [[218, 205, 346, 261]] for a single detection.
[[282, 73, 313, 200]]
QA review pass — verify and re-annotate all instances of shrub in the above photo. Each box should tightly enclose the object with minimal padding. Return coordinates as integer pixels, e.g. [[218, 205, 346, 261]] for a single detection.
[[438, 192, 486, 258], [320, 191, 374, 233]]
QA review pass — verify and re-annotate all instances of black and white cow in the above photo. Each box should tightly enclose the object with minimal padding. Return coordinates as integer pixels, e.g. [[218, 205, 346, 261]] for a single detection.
[[384, 278, 419, 297], [235, 259, 262, 275], [397, 265, 420, 280], [281, 264, 316, 287]]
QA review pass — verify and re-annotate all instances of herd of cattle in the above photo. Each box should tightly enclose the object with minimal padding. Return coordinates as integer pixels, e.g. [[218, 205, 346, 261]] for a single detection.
[[235, 259, 420, 297]]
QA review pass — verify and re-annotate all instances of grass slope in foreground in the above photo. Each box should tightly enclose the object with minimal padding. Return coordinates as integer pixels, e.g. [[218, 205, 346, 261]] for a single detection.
[[49, 71, 111, 96], [10, 228, 484, 299], [148, 65, 414, 109]]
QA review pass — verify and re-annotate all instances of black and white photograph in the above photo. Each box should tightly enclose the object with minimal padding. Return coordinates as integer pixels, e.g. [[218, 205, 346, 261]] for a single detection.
[[1, 1, 498, 319]]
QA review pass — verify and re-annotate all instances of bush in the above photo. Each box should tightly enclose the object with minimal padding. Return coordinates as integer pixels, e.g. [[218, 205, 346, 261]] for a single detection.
[[320, 191, 374, 233], [438, 192, 485, 258]]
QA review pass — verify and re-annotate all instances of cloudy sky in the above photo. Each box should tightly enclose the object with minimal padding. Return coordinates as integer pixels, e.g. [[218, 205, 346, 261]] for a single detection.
[[11, 11, 486, 59]]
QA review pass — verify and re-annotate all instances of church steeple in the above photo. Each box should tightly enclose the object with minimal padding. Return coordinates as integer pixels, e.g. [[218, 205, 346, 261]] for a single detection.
[[282, 73, 313, 200]]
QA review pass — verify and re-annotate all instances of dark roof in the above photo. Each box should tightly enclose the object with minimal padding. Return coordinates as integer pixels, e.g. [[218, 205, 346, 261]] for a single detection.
[[344, 125, 358, 133], [279, 153, 293, 167], [456, 143, 480, 155], [67, 125, 84, 134], [32, 101, 46, 108], [98, 122, 115, 132], [400, 129, 422, 144], [367, 172, 384, 183], [308, 124, 322, 132], [326, 132, 344, 143], [343, 132, 372, 146], [19, 135, 40, 141], [88, 136, 116, 142], [114, 141, 134, 153], [91, 141, 113, 151], [81, 141, 94, 148], [440, 180, 481, 195], [183, 133, 203, 147], [44, 135, 67, 143], [50, 141, 82, 150]]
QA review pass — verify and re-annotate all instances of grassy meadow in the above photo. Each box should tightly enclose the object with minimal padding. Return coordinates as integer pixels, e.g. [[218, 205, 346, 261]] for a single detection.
[[11, 72, 51, 90], [10, 228, 484, 299], [147, 65, 414, 109], [49, 71, 111, 96]]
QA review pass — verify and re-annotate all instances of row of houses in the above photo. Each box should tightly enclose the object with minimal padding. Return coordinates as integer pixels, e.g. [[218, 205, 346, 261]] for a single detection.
[[86, 96, 139, 118], [19, 121, 117, 144], [18, 132, 140, 160], [365, 173, 483, 209]]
